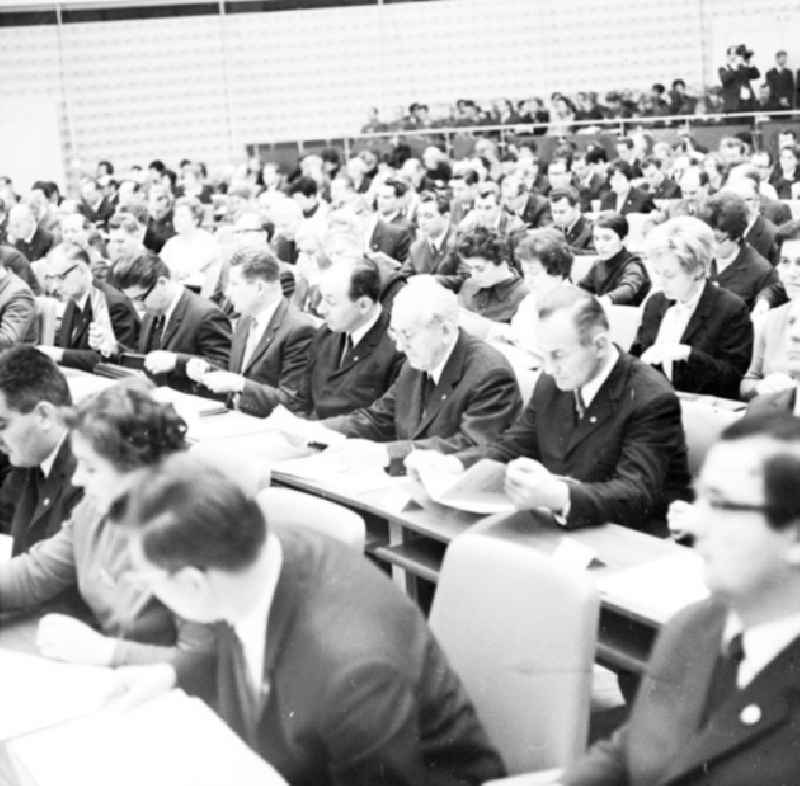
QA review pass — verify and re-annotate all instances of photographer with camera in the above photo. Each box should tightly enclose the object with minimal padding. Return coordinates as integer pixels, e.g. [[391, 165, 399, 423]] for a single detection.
[[719, 44, 760, 114]]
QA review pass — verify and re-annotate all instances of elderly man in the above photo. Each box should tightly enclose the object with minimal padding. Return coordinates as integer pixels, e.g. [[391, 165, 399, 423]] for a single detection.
[[186, 247, 315, 417], [8, 203, 53, 262], [319, 275, 521, 461], [668, 166, 710, 219], [115, 253, 231, 393], [564, 413, 800, 785], [412, 284, 691, 535]]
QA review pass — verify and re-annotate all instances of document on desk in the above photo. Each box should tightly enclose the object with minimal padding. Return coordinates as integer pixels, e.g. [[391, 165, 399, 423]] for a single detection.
[[0, 649, 117, 741], [596, 550, 709, 624], [418, 458, 515, 515], [152, 387, 228, 419], [4, 689, 287, 786], [274, 449, 394, 496]]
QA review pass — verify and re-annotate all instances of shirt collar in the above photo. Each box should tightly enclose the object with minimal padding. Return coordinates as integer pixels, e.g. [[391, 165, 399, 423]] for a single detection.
[[248, 296, 282, 336], [75, 290, 91, 313], [429, 330, 459, 385], [672, 281, 705, 312], [349, 304, 382, 348], [580, 344, 619, 408], [724, 610, 800, 688], [232, 533, 283, 690], [40, 432, 67, 478], [715, 245, 741, 274]]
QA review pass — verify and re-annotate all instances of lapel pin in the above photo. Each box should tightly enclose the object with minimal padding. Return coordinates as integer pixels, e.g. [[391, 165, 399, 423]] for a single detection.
[[441, 394, 446, 400], [589, 416, 596, 423], [740, 704, 761, 725], [354, 356, 360, 362]]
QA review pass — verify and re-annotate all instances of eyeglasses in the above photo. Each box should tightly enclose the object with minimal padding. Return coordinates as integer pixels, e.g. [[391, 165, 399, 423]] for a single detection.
[[54, 264, 80, 280]]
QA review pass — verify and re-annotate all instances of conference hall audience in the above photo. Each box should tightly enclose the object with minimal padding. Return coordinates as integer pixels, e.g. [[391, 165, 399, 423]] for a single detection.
[[320, 275, 522, 461], [630, 217, 753, 400], [0, 379, 213, 668], [578, 213, 651, 306], [599, 161, 656, 215]]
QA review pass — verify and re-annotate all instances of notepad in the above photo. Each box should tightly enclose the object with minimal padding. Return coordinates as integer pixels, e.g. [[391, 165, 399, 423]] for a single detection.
[[418, 458, 515, 515]]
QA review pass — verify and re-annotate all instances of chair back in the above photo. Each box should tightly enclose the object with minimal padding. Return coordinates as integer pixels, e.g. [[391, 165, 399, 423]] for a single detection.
[[257, 486, 365, 551], [606, 305, 642, 352], [429, 530, 598, 774], [679, 396, 743, 477]]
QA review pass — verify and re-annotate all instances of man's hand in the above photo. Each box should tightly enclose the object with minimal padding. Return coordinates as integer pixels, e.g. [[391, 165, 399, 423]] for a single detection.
[[640, 343, 691, 366], [104, 663, 177, 712], [144, 350, 177, 375], [36, 345, 63, 363], [36, 614, 116, 666], [505, 457, 569, 513], [186, 357, 211, 383], [201, 371, 245, 394], [88, 322, 118, 358], [667, 499, 698, 540]]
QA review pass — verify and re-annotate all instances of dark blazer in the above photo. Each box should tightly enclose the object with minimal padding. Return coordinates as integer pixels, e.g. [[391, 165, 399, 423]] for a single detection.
[[370, 219, 413, 262], [578, 173, 610, 213], [651, 179, 681, 200], [138, 288, 232, 393], [711, 242, 780, 311], [205, 526, 504, 786], [745, 386, 796, 416], [599, 187, 656, 215], [399, 230, 465, 291], [564, 599, 800, 786], [719, 64, 759, 113], [0, 245, 41, 294], [760, 197, 792, 227], [630, 281, 753, 399], [298, 309, 405, 420], [57, 282, 140, 372], [463, 351, 691, 535], [143, 215, 175, 254], [563, 215, 594, 253], [323, 329, 522, 460], [520, 193, 553, 228], [14, 227, 53, 262], [77, 197, 115, 230], [745, 214, 778, 265], [766, 66, 795, 107], [0, 438, 83, 557], [578, 249, 651, 306], [226, 299, 315, 417]]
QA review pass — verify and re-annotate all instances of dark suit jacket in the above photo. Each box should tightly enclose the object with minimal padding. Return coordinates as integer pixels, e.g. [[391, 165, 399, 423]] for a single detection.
[[226, 299, 315, 417], [298, 309, 405, 420], [630, 281, 753, 399], [462, 351, 691, 535], [651, 179, 681, 200], [56, 282, 140, 372], [14, 227, 53, 262], [712, 243, 780, 311], [138, 288, 231, 392], [520, 193, 553, 228], [370, 219, 413, 262], [0, 439, 83, 557], [719, 64, 759, 113], [399, 230, 465, 291], [77, 197, 115, 230], [760, 197, 792, 227], [578, 173, 610, 213], [564, 215, 594, 253], [0, 245, 41, 294], [599, 187, 656, 215], [564, 599, 800, 786], [323, 329, 522, 460], [207, 526, 505, 786], [745, 215, 778, 265], [766, 66, 795, 106], [578, 249, 651, 306]]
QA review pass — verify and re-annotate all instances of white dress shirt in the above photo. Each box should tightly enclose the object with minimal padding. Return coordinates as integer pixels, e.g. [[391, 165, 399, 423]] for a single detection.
[[428, 332, 460, 385], [715, 247, 740, 277], [40, 433, 66, 478], [241, 297, 282, 372], [580, 345, 619, 409], [653, 284, 704, 380], [162, 288, 184, 334], [348, 305, 382, 349]]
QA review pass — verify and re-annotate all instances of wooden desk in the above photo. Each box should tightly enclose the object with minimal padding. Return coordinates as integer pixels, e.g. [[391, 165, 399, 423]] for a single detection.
[[270, 469, 696, 674]]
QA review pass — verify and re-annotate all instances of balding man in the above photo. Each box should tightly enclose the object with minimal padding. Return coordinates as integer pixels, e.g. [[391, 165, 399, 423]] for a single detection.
[[8, 203, 53, 262], [322, 276, 522, 460]]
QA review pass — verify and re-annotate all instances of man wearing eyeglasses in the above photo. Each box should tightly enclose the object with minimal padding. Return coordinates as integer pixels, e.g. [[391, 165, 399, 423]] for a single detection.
[[39, 244, 138, 372], [564, 412, 800, 786]]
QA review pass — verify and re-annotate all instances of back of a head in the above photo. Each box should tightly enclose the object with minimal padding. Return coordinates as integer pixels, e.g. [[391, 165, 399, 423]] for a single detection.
[[517, 228, 573, 279], [0, 346, 71, 412], [456, 227, 507, 266], [229, 245, 281, 284], [113, 453, 267, 573], [536, 283, 608, 344], [392, 274, 459, 328], [114, 252, 170, 290]]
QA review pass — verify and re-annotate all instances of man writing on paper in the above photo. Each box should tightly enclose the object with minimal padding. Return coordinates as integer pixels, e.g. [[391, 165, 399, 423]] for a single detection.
[[114, 454, 505, 785], [564, 413, 800, 785], [408, 285, 691, 535], [186, 247, 315, 417], [316, 275, 522, 463]]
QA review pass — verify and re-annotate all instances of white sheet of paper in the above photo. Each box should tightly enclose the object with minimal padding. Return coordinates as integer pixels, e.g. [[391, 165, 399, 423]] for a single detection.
[[420, 458, 515, 515]]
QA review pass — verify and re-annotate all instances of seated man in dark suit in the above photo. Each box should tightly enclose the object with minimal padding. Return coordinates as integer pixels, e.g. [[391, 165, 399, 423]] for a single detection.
[[725, 174, 779, 265], [631, 217, 753, 400], [642, 157, 681, 200], [143, 185, 176, 254], [76, 178, 115, 231], [700, 193, 780, 312], [8, 203, 53, 262], [564, 413, 800, 786], [0, 347, 83, 556], [115, 254, 231, 393], [667, 166, 710, 219], [577, 147, 611, 213], [457, 228, 529, 323], [297, 257, 404, 420], [412, 285, 691, 535], [40, 245, 139, 372], [366, 180, 414, 262], [186, 247, 315, 417], [600, 161, 656, 215], [0, 261, 36, 348], [550, 187, 594, 253], [398, 192, 464, 291], [321, 275, 522, 461], [460, 182, 527, 241], [114, 454, 506, 786]]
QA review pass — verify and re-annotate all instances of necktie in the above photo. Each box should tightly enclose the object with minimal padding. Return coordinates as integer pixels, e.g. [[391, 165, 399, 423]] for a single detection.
[[420, 374, 436, 412], [241, 319, 262, 372], [701, 633, 744, 726], [339, 334, 353, 368], [147, 315, 165, 352], [11, 467, 45, 557], [574, 389, 587, 422]]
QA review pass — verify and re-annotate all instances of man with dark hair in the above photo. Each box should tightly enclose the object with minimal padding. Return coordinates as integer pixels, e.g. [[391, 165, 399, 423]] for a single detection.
[[413, 284, 690, 534], [116, 453, 505, 785], [42, 245, 139, 372], [186, 247, 315, 417], [298, 257, 404, 419], [0, 346, 82, 556], [725, 175, 779, 265], [564, 412, 800, 785], [143, 185, 176, 254], [766, 49, 794, 110], [550, 186, 594, 252], [115, 254, 231, 393], [77, 178, 115, 231], [599, 161, 656, 214], [289, 176, 324, 223], [613, 136, 643, 178], [719, 44, 760, 113], [107, 209, 149, 270], [642, 157, 681, 200], [366, 179, 414, 263]]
